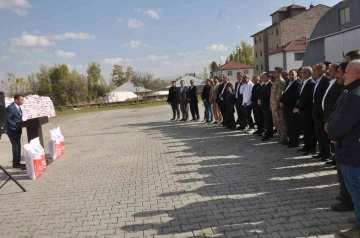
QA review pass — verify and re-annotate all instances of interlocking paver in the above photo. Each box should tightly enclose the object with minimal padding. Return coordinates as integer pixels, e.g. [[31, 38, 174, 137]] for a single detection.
[[0, 104, 353, 237]]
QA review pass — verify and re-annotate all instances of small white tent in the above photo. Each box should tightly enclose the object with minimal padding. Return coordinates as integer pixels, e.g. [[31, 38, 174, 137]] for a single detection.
[[104, 91, 138, 103]]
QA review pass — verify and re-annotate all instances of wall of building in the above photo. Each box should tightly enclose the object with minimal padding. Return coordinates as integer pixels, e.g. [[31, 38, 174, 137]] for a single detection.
[[212, 69, 254, 85], [268, 24, 282, 53], [253, 32, 269, 75], [325, 27, 360, 63], [286, 51, 304, 70], [303, 39, 325, 67], [269, 53, 284, 71]]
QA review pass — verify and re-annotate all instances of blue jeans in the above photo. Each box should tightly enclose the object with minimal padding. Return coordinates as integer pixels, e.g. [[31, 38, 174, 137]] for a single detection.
[[204, 101, 213, 121], [341, 163, 360, 226]]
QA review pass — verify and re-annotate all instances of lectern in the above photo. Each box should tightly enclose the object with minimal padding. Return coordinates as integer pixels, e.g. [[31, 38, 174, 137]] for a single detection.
[[17, 116, 49, 148]]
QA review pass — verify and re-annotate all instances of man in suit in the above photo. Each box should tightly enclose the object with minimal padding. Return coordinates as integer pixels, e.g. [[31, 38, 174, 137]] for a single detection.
[[293, 66, 317, 155], [188, 79, 200, 121], [167, 81, 180, 121], [6, 94, 25, 169], [218, 76, 233, 127], [234, 72, 246, 129], [258, 72, 273, 141], [271, 67, 287, 144], [210, 77, 222, 124], [280, 70, 301, 147], [178, 80, 189, 121], [251, 76, 264, 135], [312, 63, 330, 160]]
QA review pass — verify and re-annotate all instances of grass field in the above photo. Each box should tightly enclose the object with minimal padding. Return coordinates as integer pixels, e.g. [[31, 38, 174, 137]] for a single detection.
[[55, 101, 168, 116]]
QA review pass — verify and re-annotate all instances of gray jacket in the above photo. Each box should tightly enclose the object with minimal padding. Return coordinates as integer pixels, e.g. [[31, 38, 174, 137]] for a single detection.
[[178, 86, 189, 104], [327, 80, 360, 167]]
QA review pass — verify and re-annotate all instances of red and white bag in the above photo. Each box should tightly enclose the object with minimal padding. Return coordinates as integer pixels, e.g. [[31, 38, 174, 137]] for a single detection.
[[23, 137, 47, 180], [49, 129, 61, 160], [55, 127, 65, 156]]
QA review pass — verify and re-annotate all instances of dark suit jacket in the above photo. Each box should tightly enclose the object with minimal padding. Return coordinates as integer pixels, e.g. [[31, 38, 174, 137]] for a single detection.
[[216, 83, 224, 103], [234, 81, 242, 100], [6, 102, 23, 132], [188, 85, 198, 103], [312, 76, 330, 120], [217, 82, 233, 102], [323, 82, 344, 121], [280, 80, 301, 113], [201, 85, 211, 102], [179, 86, 189, 104], [167, 86, 180, 104], [251, 84, 262, 103], [259, 82, 272, 107], [295, 79, 316, 116], [225, 93, 235, 112]]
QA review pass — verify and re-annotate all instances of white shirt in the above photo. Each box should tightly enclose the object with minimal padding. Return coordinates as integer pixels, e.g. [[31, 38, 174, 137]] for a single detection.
[[220, 82, 228, 100], [322, 79, 336, 110], [284, 80, 294, 92], [300, 78, 311, 95], [313, 75, 324, 102], [242, 82, 254, 105], [235, 81, 241, 99]]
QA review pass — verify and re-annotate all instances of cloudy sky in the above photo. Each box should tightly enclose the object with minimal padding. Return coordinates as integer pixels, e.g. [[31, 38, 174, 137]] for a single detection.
[[0, 0, 340, 80]]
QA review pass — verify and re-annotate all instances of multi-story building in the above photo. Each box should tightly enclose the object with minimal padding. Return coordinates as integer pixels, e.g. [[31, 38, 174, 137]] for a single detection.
[[211, 61, 254, 85], [303, 0, 360, 66], [251, 3, 330, 74]]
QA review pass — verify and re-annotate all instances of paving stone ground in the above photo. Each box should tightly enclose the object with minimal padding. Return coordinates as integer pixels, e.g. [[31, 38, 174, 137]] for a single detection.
[[0, 104, 352, 238]]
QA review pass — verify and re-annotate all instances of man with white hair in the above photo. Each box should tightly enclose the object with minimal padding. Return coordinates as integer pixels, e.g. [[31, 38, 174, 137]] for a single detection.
[[326, 59, 360, 237]]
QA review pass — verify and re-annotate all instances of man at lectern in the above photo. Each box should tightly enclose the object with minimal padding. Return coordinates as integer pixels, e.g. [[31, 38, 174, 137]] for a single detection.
[[6, 94, 25, 169]]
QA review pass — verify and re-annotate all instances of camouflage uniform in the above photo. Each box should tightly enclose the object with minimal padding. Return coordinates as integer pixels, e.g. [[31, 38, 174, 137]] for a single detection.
[[270, 77, 287, 142]]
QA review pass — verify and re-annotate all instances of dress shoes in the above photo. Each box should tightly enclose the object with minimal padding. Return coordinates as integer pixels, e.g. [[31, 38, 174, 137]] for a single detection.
[[325, 160, 336, 165], [13, 164, 26, 170], [180, 118, 186, 121], [262, 136, 271, 141], [336, 195, 343, 201], [303, 150, 316, 156], [170, 118, 175, 121], [331, 203, 354, 212], [297, 147, 307, 152], [312, 154, 324, 159]]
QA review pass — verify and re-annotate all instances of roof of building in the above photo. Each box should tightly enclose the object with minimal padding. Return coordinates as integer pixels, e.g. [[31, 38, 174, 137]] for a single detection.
[[165, 75, 205, 88], [212, 61, 253, 72], [269, 39, 307, 55], [109, 81, 151, 93], [250, 4, 330, 37], [270, 4, 306, 16]]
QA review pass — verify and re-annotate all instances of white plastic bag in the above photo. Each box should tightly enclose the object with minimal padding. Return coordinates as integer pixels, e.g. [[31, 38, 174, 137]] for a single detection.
[[23, 137, 47, 180], [55, 127, 65, 156], [48, 129, 61, 160]]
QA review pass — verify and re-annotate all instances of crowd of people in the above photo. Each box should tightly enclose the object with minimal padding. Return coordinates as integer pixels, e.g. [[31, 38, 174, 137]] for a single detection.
[[167, 50, 360, 238]]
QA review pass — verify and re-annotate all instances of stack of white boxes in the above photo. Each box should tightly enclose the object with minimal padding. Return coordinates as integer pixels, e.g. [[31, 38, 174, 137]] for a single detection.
[[5, 95, 56, 121]]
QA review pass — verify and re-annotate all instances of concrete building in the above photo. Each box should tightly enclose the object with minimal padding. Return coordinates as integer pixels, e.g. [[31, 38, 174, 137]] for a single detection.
[[303, 0, 360, 67], [269, 39, 307, 71], [212, 61, 254, 85], [251, 3, 330, 74]]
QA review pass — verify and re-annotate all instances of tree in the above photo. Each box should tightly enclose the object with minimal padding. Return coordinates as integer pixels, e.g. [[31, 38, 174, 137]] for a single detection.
[[87, 62, 102, 101], [36, 65, 51, 96], [200, 67, 209, 80], [131, 71, 168, 97], [1, 73, 29, 96], [233, 41, 255, 66], [49, 64, 69, 105], [229, 54, 234, 61], [111, 65, 134, 87], [209, 61, 218, 73]]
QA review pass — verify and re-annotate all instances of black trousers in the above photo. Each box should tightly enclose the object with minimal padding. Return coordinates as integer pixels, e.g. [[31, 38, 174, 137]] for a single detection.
[[336, 161, 354, 207], [300, 112, 317, 151], [226, 110, 236, 129], [235, 97, 246, 127], [243, 105, 254, 129], [284, 109, 300, 145], [190, 101, 199, 120], [218, 101, 227, 125], [314, 119, 331, 156], [171, 102, 180, 119], [7, 129, 22, 166], [252, 102, 263, 131], [262, 104, 273, 136]]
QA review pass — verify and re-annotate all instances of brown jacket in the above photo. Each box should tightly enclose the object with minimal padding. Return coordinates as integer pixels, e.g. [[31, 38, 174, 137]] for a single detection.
[[210, 83, 219, 103]]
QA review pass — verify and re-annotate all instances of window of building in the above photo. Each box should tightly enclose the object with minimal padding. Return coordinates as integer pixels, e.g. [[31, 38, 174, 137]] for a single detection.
[[260, 51, 263, 57], [277, 44, 279, 49], [294, 52, 305, 61], [244, 70, 249, 74], [339, 7, 350, 25], [260, 37, 262, 43], [276, 28, 279, 35], [227, 71, 233, 76], [256, 52, 258, 58], [255, 38, 257, 44], [256, 65, 259, 71], [261, 64, 263, 70]]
